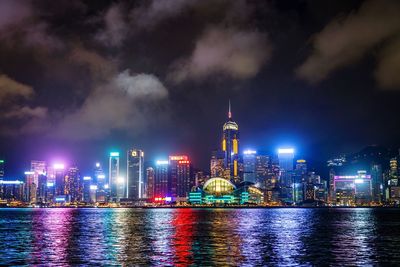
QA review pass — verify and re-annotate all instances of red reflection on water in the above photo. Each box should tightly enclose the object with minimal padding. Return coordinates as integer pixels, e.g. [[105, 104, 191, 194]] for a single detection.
[[171, 209, 198, 267]]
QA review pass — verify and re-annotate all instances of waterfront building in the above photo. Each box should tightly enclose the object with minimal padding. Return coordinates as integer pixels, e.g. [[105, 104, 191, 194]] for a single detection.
[[334, 170, 372, 206], [146, 167, 155, 199], [54, 163, 66, 198], [82, 176, 92, 203], [127, 149, 144, 199], [24, 171, 36, 203], [66, 167, 81, 203], [222, 101, 240, 182], [278, 148, 295, 203], [0, 159, 4, 178], [243, 150, 257, 183], [169, 155, 192, 198], [0, 180, 24, 203], [109, 152, 122, 202], [154, 160, 169, 198], [371, 164, 383, 203]]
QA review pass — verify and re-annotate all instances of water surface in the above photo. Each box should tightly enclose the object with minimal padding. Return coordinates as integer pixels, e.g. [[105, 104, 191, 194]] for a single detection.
[[1, 208, 400, 266]]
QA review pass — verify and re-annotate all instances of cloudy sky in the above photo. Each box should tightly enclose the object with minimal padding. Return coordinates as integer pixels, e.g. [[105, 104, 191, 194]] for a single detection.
[[1, 0, 400, 176]]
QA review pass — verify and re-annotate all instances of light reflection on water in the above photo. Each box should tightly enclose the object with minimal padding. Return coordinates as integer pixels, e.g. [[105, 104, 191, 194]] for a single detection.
[[1, 208, 400, 266]]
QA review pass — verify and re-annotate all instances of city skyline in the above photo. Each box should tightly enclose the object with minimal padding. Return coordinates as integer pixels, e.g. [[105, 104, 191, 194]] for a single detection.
[[1, 0, 400, 177]]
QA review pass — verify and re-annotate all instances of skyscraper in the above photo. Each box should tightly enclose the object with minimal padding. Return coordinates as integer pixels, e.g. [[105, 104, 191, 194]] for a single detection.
[[210, 150, 225, 178], [278, 148, 295, 203], [169, 155, 192, 198], [54, 163, 66, 197], [243, 150, 257, 183], [66, 166, 81, 203], [146, 167, 155, 199], [222, 101, 240, 181], [109, 152, 121, 201], [154, 160, 169, 198], [0, 159, 4, 179], [127, 149, 144, 199]]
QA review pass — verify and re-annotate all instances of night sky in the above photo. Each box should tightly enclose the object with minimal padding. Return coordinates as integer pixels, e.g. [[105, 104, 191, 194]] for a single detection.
[[1, 0, 400, 177]]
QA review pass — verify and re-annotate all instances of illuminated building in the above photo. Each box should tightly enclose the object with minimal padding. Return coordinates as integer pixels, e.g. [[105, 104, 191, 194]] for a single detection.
[[66, 167, 81, 203], [0, 159, 4, 179], [127, 149, 144, 199], [371, 164, 383, 203], [293, 159, 307, 202], [154, 160, 169, 198], [210, 150, 225, 178], [82, 176, 92, 203], [278, 148, 295, 203], [169, 155, 192, 198], [255, 154, 269, 185], [188, 177, 264, 204], [0, 180, 24, 202], [24, 171, 36, 203], [222, 101, 240, 182], [334, 170, 372, 206], [37, 173, 47, 204], [146, 167, 155, 199], [243, 150, 257, 183], [54, 163, 66, 197], [109, 152, 121, 201], [194, 170, 208, 187]]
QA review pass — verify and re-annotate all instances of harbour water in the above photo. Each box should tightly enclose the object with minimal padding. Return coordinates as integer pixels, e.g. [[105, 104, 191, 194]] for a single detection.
[[1, 208, 400, 266]]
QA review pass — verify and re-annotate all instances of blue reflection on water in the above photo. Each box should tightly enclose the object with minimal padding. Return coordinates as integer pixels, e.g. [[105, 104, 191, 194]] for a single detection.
[[1, 208, 400, 266]]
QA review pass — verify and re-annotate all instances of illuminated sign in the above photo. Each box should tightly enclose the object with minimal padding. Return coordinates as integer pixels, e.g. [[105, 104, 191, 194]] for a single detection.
[[110, 152, 119, 157], [90, 185, 98, 190], [83, 176, 92, 180], [47, 182, 54, 187], [169, 155, 188, 161], [278, 148, 294, 154], [165, 197, 172, 202], [334, 175, 371, 180], [97, 174, 106, 179], [354, 179, 364, 184], [24, 171, 34, 175], [243, 150, 257, 155], [104, 184, 109, 189], [53, 163, 65, 170], [55, 197, 66, 202], [178, 160, 190, 164], [154, 197, 172, 202], [297, 159, 306, 163], [131, 151, 137, 157], [0, 160, 4, 163], [0, 180, 23, 185], [156, 160, 169, 165]]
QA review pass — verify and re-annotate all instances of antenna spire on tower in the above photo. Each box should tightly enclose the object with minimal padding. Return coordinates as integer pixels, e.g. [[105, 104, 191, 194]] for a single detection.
[[228, 99, 232, 119]]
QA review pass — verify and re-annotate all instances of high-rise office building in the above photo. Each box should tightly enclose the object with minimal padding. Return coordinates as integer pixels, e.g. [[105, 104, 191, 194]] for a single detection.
[[146, 167, 155, 199], [169, 155, 192, 198], [82, 176, 92, 203], [210, 150, 225, 178], [109, 152, 122, 201], [222, 101, 240, 181], [154, 160, 169, 198], [24, 171, 36, 203], [127, 149, 144, 199], [54, 163, 66, 197], [371, 164, 383, 203], [278, 148, 295, 203], [66, 167, 81, 203], [243, 150, 257, 183], [0, 159, 4, 179], [31, 160, 46, 185]]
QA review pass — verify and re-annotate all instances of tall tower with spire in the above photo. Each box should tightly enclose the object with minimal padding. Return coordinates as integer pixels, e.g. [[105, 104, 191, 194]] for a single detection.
[[222, 100, 240, 182]]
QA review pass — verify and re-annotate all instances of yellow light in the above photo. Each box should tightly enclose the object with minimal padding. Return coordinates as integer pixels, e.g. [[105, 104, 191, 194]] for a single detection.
[[222, 139, 226, 151], [131, 151, 137, 157], [234, 160, 238, 176], [233, 139, 238, 154]]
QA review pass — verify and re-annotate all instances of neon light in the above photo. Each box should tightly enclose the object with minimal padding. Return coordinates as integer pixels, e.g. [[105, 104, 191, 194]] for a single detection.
[[24, 171, 34, 175], [83, 176, 92, 180], [0, 180, 23, 185], [156, 160, 169, 165], [117, 177, 125, 184], [90, 185, 98, 190], [354, 179, 364, 184], [110, 152, 119, 157], [55, 197, 66, 202], [47, 182, 54, 187], [95, 162, 100, 167], [297, 159, 306, 163], [278, 148, 294, 154], [243, 150, 256, 155], [178, 160, 190, 164], [169, 155, 188, 161], [97, 174, 105, 179], [233, 139, 238, 154], [0, 160, 4, 163], [53, 163, 65, 170], [104, 184, 109, 189], [165, 197, 172, 202]]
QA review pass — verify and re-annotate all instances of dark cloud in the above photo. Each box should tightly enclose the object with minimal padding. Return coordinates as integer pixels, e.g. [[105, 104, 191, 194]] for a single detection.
[[296, 0, 400, 87], [168, 26, 271, 83], [0, 74, 34, 102]]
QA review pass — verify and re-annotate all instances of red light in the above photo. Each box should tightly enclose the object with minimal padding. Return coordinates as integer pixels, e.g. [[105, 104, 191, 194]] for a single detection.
[[178, 160, 190, 164], [169, 155, 188, 161]]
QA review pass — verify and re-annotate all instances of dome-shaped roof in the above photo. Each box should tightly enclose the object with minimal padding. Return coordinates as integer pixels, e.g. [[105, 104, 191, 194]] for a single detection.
[[223, 120, 238, 131], [203, 177, 236, 196]]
